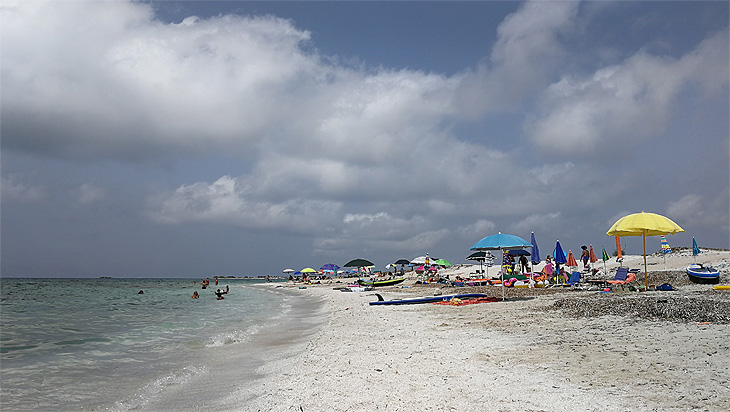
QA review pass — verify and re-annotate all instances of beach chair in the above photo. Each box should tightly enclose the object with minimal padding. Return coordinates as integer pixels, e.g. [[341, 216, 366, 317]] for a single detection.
[[567, 271, 581, 286], [606, 267, 628, 285], [550, 271, 581, 287], [607, 267, 639, 290]]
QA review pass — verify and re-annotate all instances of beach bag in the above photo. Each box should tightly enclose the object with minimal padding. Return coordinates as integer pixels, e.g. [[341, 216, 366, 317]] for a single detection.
[[656, 283, 674, 291]]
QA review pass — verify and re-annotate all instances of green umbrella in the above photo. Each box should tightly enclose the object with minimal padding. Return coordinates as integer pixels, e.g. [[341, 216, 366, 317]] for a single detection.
[[433, 258, 452, 266], [343, 258, 374, 267]]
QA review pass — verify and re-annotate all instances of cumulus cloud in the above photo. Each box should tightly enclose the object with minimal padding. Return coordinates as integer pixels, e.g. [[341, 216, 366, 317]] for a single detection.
[[71, 183, 106, 204], [513, 212, 562, 235], [667, 192, 730, 231], [1, 175, 46, 203], [528, 28, 729, 157], [148, 175, 344, 234], [1, 0, 322, 159], [1, 0, 727, 276], [454, 1, 580, 115]]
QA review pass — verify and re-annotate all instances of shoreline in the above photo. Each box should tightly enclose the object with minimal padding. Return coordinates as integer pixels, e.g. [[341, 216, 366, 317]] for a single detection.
[[241, 251, 730, 411]]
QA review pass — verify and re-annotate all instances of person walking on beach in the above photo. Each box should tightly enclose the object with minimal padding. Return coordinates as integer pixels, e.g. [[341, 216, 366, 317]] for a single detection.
[[581, 245, 590, 268], [519, 255, 529, 274]]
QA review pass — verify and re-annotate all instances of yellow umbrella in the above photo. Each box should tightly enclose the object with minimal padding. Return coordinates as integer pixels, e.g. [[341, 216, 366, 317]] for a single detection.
[[607, 211, 684, 289]]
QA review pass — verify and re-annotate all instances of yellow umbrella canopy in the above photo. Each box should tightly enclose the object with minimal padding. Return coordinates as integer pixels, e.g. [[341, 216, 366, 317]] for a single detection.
[[607, 211, 684, 288], [607, 212, 684, 237]]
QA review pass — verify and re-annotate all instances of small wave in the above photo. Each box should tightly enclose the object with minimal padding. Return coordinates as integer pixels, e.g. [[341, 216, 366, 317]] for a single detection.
[[53, 337, 112, 346], [110, 364, 206, 411], [205, 324, 261, 348], [0, 344, 38, 353]]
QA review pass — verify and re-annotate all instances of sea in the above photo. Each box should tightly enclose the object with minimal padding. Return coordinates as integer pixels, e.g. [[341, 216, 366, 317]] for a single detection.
[[0, 277, 325, 411]]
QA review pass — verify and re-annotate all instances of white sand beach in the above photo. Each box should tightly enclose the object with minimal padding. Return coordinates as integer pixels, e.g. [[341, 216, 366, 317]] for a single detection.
[[239, 250, 730, 411]]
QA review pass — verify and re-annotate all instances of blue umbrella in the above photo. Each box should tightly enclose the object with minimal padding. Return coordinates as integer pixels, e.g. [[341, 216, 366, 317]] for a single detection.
[[470, 232, 531, 300], [553, 240, 567, 264], [470, 233, 532, 250], [692, 237, 701, 263], [530, 232, 540, 264], [320, 263, 340, 271]]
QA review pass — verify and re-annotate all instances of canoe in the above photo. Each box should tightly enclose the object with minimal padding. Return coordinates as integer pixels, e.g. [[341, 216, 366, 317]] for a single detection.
[[686, 264, 720, 284], [712, 285, 730, 290], [369, 293, 489, 306], [357, 278, 406, 287]]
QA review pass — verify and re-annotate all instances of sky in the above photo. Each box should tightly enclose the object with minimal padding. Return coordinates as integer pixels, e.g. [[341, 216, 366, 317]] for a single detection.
[[1, 0, 728, 278]]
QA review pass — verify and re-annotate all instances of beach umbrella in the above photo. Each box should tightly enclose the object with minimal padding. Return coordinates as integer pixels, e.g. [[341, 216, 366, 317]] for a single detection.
[[300, 267, 316, 282], [344, 258, 374, 268], [466, 251, 486, 261], [607, 211, 684, 289], [553, 240, 567, 264], [433, 258, 452, 266], [283, 268, 295, 274], [589, 245, 598, 263], [615, 236, 624, 262], [551, 241, 567, 285], [343, 258, 375, 279], [565, 250, 578, 284], [692, 237, 701, 263], [566, 251, 578, 268], [466, 251, 494, 277], [393, 259, 410, 274], [410, 256, 429, 265], [660, 236, 672, 270], [601, 246, 610, 274], [320, 263, 340, 271], [660, 236, 672, 254], [530, 232, 540, 264], [508, 249, 530, 256], [470, 232, 531, 300]]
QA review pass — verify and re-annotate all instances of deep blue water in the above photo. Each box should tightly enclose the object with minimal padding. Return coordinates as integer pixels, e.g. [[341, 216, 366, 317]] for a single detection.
[[0, 278, 324, 411]]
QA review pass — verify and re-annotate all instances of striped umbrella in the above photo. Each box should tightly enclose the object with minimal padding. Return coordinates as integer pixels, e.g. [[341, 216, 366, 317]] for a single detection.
[[660, 235, 672, 271]]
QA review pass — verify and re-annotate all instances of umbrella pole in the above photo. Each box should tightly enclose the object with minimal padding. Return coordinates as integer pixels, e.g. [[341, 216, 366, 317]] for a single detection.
[[643, 233, 648, 290], [501, 248, 505, 301]]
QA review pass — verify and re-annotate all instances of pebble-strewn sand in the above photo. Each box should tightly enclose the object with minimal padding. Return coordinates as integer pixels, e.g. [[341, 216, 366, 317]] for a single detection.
[[235, 250, 730, 411]]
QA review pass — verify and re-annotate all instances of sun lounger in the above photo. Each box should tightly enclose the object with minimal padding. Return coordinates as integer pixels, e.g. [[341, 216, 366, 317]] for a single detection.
[[607, 267, 640, 289], [549, 271, 581, 287], [567, 271, 581, 286]]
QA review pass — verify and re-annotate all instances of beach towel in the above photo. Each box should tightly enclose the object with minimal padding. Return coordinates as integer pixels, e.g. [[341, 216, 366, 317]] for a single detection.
[[432, 297, 499, 306]]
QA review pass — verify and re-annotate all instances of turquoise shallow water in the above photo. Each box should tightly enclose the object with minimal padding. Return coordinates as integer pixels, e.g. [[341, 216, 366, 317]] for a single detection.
[[0, 278, 324, 411]]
